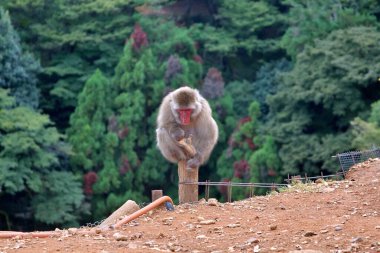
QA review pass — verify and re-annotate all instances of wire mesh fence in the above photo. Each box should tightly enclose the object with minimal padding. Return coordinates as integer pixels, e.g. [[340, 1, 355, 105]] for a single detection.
[[334, 147, 380, 174]]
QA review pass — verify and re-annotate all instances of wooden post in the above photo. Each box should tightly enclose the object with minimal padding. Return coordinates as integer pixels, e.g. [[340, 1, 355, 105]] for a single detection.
[[152, 190, 163, 202], [177, 138, 198, 204], [178, 160, 199, 203]]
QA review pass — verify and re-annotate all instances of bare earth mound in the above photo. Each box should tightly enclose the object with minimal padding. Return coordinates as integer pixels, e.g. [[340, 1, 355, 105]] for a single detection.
[[1, 160, 379, 253]]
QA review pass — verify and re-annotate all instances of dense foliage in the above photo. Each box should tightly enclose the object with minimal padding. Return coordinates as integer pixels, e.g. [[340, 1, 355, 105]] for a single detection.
[[1, 0, 380, 229]]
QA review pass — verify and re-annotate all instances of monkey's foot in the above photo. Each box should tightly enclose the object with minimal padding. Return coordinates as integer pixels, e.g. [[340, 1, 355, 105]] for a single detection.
[[186, 157, 201, 169]]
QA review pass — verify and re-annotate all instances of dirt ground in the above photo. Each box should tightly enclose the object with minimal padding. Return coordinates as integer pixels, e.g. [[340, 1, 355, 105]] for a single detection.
[[0, 159, 379, 253]]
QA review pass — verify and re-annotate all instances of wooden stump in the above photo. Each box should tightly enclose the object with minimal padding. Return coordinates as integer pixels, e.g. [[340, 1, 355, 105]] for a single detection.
[[151, 190, 163, 202], [178, 160, 199, 204]]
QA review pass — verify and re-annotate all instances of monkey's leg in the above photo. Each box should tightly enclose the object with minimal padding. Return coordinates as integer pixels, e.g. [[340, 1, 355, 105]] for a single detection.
[[156, 128, 187, 163]]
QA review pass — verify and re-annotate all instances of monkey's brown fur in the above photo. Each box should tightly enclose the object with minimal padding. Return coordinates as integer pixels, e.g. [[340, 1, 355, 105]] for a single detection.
[[176, 90, 196, 106], [156, 86, 218, 168]]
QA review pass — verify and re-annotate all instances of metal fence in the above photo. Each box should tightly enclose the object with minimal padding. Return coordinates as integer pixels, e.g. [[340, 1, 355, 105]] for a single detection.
[[334, 147, 380, 174]]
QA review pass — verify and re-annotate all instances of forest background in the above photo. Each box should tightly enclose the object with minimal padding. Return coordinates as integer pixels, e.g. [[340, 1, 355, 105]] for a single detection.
[[0, 0, 380, 231]]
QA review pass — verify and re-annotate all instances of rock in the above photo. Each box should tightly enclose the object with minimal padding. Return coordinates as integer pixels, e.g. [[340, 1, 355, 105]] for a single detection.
[[269, 224, 277, 231], [196, 235, 207, 240], [157, 232, 165, 239], [246, 237, 259, 244], [197, 216, 205, 221], [304, 231, 317, 237], [227, 223, 241, 228], [323, 187, 335, 193], [200, 219, 216, 225], [198, 198, 206, 204], [315, 178, 324, 184], [128, 243, 138, 249], [335, 226, 343, 231], [130, 232, 143, 240], [208, 198, 218, 206], [320, 229, 329, 234], [376, 226, 380, 230], [67, 228, 78, 235], [162, 217, 174, 225], [113, 232, 128, 241], [350, 237, 363, 243], [253, 245, 260, 253]]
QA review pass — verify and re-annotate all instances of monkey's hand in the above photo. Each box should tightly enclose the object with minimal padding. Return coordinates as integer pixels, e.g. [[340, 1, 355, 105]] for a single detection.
[[186, 153, 202, 169], [170, 128, 185, 142]]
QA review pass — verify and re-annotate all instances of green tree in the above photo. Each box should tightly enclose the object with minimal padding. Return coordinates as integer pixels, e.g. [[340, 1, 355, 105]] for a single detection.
[[68, 19, 203, 219], [0, 89, 83, 228], [216, 102, 262, 199], [190, 0, 286, 80], [281, 0, 377, 58], [267, 26, 380, 176], [68, 69, 111, 172], [2, 0, 137, 129], [0, 8, 40, 108], [351, 101, 380, 149]]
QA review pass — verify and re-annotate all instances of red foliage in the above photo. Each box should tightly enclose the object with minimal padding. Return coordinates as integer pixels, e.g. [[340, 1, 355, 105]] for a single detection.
[[83, 171, 98, 195], [233, 160, 250, 179], [217, 178, 230, 198], [238, 116, 252, 126], [118, 126, 129, 140], [245, 138, 255, 150], [193, 55, 203, 64], [268, 168, 277, 177], [120, 157, 131, 175], [130, 24, 148, 51]]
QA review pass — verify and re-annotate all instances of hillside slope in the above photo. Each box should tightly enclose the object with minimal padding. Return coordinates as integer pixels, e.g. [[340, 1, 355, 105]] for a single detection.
[[1, 159, 379, 253]]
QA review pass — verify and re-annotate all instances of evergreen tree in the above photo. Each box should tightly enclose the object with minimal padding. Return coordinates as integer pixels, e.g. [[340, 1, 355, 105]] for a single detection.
[[68, 19, 203, 219], [68, 69, 111, 172], [0, 8, 40, 109], [281, 0, 377, 58], [2, 0, 137, 129], [351, 100, 380, 149], [267, 26, 380, 176], [0, 88, 83, 228], [190, 0, 286, 80]]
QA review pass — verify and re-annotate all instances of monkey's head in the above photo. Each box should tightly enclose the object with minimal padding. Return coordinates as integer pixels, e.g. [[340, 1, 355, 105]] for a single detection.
[[170, 86, 203, 125]]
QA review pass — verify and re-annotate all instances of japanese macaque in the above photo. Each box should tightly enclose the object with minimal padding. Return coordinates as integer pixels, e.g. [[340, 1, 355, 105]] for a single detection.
[[156, 86, 218, 169]]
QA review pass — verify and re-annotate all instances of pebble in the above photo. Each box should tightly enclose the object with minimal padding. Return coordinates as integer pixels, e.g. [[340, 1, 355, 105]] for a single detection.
[[227, 223, 241, 228], [246, 237, 260, 244], [335, 226, 343, 231], [199, 219, 216, 225], [350, 237, 363, 243], [113, 232, 128, 241], [304, 231, 317, 237], [269, 224, 277, 231], [67, 228, 78, 235], [208, 198, 218, 206], [196, 235, 207, 240]]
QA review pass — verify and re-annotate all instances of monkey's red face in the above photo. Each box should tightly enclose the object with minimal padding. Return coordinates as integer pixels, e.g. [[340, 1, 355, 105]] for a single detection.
[[177, 108, 193, 125]]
